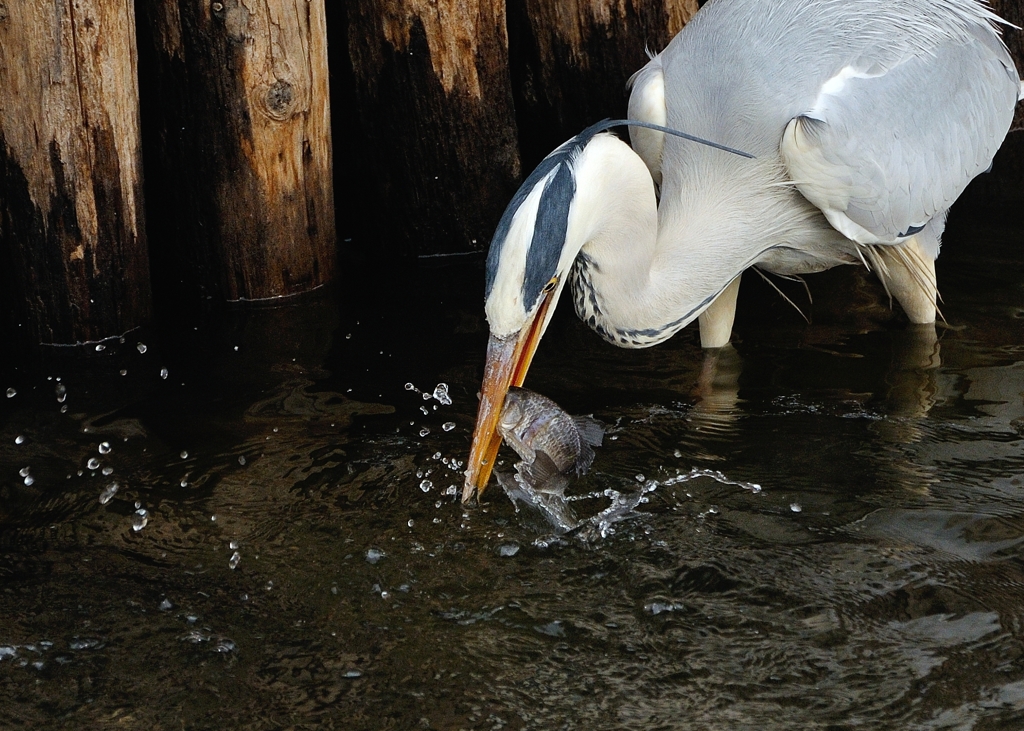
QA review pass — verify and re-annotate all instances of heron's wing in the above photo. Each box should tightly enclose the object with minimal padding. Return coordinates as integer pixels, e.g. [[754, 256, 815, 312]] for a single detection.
[[627, 52, 666, 188], [781, 28, 1020, 247]]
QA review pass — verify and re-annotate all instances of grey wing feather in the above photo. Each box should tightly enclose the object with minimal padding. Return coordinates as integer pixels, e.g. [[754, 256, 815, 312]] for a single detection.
[[781, 27, 1019, 246]]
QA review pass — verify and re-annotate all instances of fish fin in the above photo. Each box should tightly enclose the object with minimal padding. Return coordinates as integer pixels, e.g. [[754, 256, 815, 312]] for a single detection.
[[574, 442, 596, 476], [522, 451, 569, 495], [573, 416, 604, 447]]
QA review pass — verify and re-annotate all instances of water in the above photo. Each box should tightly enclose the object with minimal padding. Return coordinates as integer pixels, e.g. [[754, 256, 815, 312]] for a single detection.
[[0, 215, 1023, 729]]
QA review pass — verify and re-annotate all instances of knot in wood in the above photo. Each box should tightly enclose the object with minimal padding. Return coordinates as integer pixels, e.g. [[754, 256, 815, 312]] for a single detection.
[[261, 80, 296, 121], [0, 4, 8, 22]]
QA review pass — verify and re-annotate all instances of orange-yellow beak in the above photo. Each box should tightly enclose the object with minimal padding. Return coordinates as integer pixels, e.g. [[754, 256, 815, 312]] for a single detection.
[[462, 285, 557, 503]]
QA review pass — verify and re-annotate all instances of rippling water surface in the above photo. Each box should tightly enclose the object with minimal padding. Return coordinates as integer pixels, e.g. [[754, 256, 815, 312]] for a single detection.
[[1, 215, 1023, 730]]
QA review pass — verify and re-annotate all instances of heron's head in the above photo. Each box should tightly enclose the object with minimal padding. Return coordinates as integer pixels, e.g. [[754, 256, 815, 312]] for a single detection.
[[462, 123, 614, 503]]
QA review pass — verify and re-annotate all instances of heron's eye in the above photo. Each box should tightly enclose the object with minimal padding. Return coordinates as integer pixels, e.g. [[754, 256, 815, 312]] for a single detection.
[[543, 277, 558, 293]]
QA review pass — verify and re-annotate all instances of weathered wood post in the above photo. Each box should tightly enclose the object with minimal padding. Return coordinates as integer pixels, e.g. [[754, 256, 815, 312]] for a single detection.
[[508, 0, 700, 161], [136, 0, 335, 302], [0, 0, 151, 346], [345, 0, 522, 256]]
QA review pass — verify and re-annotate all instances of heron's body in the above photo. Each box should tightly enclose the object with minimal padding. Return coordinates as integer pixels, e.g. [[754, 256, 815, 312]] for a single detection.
[[619, 0, 1020, 345], [464, 0, 1021, 501]]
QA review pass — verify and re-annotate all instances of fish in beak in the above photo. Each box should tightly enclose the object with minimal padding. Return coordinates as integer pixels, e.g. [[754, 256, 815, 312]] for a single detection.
[[462, 281, 558, 503]]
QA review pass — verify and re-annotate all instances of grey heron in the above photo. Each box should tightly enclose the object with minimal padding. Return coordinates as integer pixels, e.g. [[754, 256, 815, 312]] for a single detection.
[[463, 0, 1022, 502]]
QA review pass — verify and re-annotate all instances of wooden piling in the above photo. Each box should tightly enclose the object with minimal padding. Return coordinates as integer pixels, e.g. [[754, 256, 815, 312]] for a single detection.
[[345, 0, 522, 256], [508, 0, 700, 162], [136, 0, 336, 302], [0, 0, 151, 346]]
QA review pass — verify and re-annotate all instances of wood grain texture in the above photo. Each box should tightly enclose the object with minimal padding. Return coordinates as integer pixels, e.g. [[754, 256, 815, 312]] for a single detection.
[[137, 0, 335, 302], [0, 0, 151, 345], [509, 0, 699, 163], [346, 0, 522, 256]]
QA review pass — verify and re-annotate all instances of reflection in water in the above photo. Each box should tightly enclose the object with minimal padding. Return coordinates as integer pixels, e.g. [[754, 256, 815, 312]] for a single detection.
[[1, 219, 1023, 728]]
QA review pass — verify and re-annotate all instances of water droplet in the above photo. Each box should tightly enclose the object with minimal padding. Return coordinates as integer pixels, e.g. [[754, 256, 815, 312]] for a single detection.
[[160, 368, 169, 379], [407, 519, 414, 527], [442, 421, 456, 432], [498, 544, 520, 557], [673, 449, 683, 458], [432, 383, 452, 405], [404, 383, 416, 391], [365, 548, 384, 564], [419, 479, 433, 492], [180, 450, 188, 459], [790, 503, 802, 513], [432, 451, 442, 460], [635, 474, 646, 483], [55, 383, 67, 402], [14, 435, 24, 445], [99, 482, 119, 504], [131, 508, 149, 531], [87, 458, 100, 470], [5, 388, 15, 398], [229, 541, 239, 550], [238, 455, 246, 466], [102, 466, 113, 476], [19, 467, 31, 478], [159, 598, 173, 611], [98, 442, 111, 454], [444, 485, 457, 496], [228, 552, 241, 570], [210, 515, 217, 522], [95, 343, 105, 352], [343, 669, 363, 678], [136, 343, 148, 354], [420, 406, 429, 415], [23, 475, 34, 486], [419, 427, 430, 437]]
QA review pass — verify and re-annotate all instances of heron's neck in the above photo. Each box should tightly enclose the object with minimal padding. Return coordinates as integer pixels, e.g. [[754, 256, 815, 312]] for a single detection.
[[569, 145, 794, 347]]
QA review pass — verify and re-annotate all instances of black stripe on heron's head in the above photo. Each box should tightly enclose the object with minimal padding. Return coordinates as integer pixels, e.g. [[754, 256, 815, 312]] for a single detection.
[[484, 121, 613, 306]]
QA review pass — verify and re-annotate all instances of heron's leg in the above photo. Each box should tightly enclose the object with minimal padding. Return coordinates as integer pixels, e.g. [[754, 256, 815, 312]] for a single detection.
[[885, 236, 937, 324], [698, 275, 741, 348]]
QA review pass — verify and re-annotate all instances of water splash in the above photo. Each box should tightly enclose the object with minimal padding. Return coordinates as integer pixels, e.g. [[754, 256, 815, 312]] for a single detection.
[[131, 508, 149, 532], [499, 467, 763, 541], [432, 383, 452, 406], [99, 483, 119, 505]]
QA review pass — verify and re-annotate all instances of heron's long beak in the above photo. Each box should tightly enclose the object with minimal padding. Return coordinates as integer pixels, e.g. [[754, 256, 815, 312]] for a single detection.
[[462, 285, 557, 503]]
